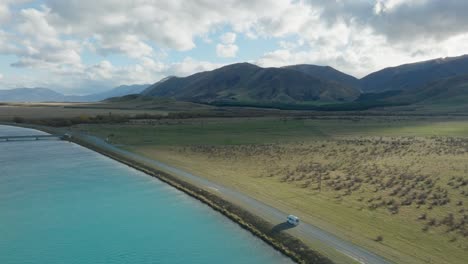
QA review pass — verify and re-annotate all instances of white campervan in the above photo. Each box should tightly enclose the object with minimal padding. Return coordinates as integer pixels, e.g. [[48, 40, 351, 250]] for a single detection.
[[287, 215, 300, 226]]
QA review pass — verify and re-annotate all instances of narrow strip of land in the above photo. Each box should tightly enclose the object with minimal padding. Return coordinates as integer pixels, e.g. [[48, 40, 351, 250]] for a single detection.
[[73, 132, 392, 264], [0, 134, 63, 141]]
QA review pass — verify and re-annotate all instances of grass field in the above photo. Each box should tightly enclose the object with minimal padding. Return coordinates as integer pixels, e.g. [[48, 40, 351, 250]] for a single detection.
[[0, 103, 169, 121], [75, 116, 468, 264]]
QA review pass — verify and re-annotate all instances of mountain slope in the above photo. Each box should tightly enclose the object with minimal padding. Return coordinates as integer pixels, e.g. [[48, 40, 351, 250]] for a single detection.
[[382, 73, 468, 105], [0, 88, 65, 102], [283, 64, 360, 89], [143, 63, 360, 104], [361, 54, 468, 93]]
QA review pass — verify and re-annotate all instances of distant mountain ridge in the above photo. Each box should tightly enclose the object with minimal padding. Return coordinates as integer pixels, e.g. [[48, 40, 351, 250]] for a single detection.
[[143, 63, 360, 104], [371, 73, 468, 105], [0, 84, 149, 102], [76, 84, 150, 101], [3, 54, 468, 110], [0, 88, 65, 102], [361, 54, 468, 93]]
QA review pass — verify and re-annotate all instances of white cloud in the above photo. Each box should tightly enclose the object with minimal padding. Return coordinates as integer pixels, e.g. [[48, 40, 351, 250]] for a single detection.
[[5, 7, 82, 70], [0, 3, 9, 23], [216, 43, 238, 58], [20, 56, 222, 94], [1, 0, 468, 91], [257, 30, 468, 78], [374, 0, 429, 14], [0, 0, 32, 23], [45, 0, 227, 51], [42, 1, 319, 54], [165, 57, 223, 77], [253, 0, 468, 77], [86, 60, 114, 80], [220, 32, 236, 44], [90, 34, 153, 59], [12, 1, 468, 63], [279, 39, 304, 50], [0, 30, 17, 54], [216, 32, 238, 58]]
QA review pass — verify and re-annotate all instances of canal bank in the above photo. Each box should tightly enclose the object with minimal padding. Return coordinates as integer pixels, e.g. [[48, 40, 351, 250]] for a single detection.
[[5, 123, 332, 264]]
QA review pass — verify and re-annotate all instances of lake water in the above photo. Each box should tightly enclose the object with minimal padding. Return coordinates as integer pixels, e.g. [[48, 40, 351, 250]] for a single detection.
[[0, 125, 291, 264]]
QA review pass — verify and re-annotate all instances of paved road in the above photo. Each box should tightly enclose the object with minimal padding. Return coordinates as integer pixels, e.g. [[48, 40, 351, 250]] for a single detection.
[[75, 133, 392, 264]]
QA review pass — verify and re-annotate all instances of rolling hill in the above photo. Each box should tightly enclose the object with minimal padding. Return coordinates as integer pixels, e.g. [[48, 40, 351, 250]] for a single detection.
[[143, 63, 360, 104], [361, 54, 468, 93]]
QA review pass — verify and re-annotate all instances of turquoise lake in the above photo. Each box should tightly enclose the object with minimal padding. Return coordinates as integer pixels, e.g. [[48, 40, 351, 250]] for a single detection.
[[0, 125, 291, 264]]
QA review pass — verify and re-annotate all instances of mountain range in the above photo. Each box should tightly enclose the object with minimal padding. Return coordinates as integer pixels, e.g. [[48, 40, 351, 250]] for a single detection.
[[2, 54, 468, 110], [361, 55, 468, 93], [366, 73, 468, 106], [0, 88, 66, 102], [142, 63, 360, 104], [0, 84, 149, 103]]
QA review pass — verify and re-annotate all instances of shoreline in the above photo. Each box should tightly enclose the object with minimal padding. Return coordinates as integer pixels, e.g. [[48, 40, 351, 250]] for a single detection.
[[6, 123, 333, 264]]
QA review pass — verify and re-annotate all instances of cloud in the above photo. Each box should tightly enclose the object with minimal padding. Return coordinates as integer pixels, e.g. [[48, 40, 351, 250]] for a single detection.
[[252, 0, 468, 77], [43, 1, 320, 54], [304, 0, 468, 43], [10, 1, 468, 63], [45, 0, 228, 51], [89, 34, 153, 59], [24, 56, 222, 94], [373, 1, 468, 42], [86, 60, 114, 80], [1, 0, 468, 91], [0, 3, 9, 23], [216, 43, 238, 58], [0, 30, 18, 54], [0, 0, 32, 23], [4, 7, 82, 71], [165, 57, 223, 77], [220, 32, 237, 44], [216, 32, 238, 58]]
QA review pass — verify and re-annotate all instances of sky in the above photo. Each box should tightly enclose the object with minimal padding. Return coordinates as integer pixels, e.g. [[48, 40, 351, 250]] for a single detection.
[[1, 0, 468, 94]]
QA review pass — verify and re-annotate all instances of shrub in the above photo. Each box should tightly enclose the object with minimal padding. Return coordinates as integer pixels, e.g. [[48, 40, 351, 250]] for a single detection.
[[418, 213, 427, 220], [12, 116, 24, 123], [428, 218, 438, 226]]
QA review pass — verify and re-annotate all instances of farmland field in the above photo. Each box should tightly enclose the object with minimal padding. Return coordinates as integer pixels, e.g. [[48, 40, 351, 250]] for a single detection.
[[0, 103, 168, 121], [76, 116, 468, 264]]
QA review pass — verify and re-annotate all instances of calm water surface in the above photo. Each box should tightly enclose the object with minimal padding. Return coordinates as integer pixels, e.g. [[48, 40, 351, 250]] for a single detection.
[[0, 125, 291, 264]]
